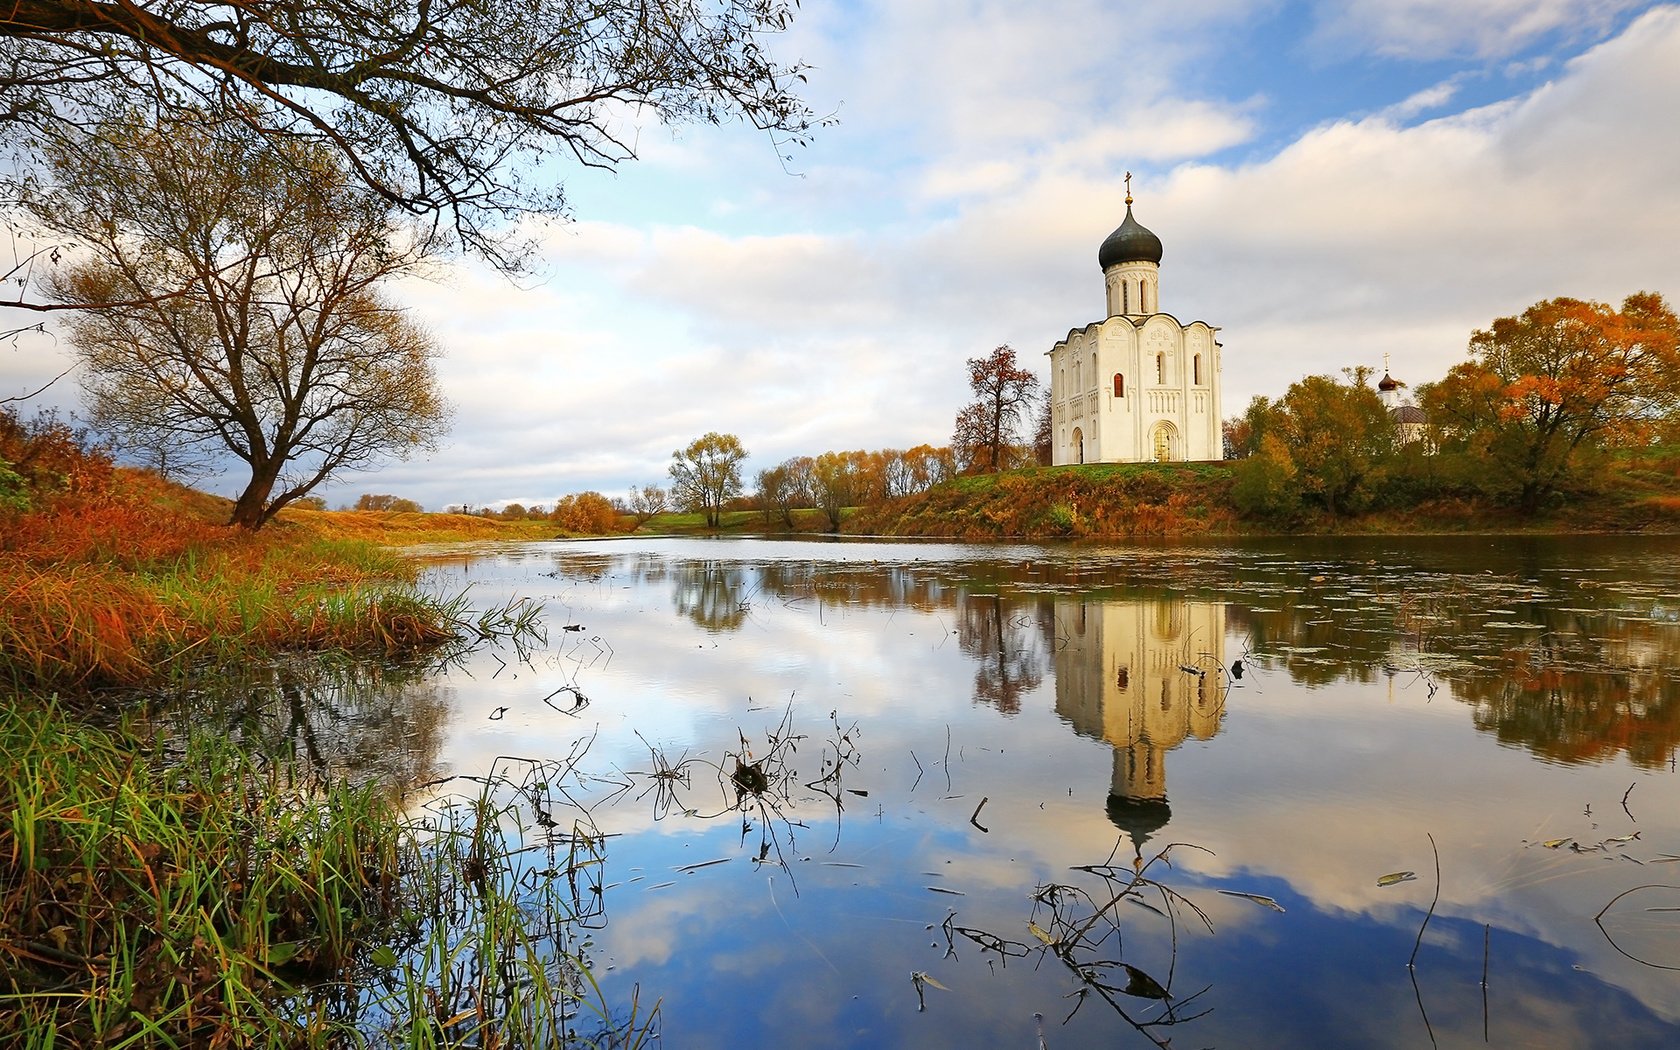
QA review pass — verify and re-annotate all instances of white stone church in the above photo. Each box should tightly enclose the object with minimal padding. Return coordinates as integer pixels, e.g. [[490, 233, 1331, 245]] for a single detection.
[[1048, 187, 1224, 464]]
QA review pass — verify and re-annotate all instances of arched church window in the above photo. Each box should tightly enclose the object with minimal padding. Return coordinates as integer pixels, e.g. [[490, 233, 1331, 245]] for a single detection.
[[1113, 373, 1124, 398], [1121, 282, 1128, 314], [1155, 353, 1164, 384], [1193, 354, 1202, 385]]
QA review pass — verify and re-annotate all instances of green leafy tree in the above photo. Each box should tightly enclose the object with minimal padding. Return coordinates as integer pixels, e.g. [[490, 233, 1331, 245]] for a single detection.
[[1238, 373, 1393, 518], [1223, 395, 1275, 460], [1280, 372, 1394, 516], [1231, 433, 1301, 519], [669, 432, 747, 528], [41, 115, 450, 530], [1420, 293, 1680, 512]]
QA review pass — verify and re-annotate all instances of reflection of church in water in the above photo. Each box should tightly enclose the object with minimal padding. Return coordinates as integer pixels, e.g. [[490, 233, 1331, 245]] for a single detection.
[[1054, 599, 1226, 852]]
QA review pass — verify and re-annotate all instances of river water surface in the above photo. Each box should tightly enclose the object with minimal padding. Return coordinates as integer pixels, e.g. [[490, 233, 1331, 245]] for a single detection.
[[225, 535, 1680, 1048]]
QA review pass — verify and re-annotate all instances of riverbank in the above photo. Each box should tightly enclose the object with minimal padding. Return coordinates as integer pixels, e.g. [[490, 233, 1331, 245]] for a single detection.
[[0, 468, 544, 692], [842, 458, 1680, 539], [2, 466, 629, 1045]]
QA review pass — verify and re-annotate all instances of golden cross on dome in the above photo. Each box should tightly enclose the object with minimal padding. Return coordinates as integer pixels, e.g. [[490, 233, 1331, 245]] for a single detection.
[[1124, 171, 1133, 205]]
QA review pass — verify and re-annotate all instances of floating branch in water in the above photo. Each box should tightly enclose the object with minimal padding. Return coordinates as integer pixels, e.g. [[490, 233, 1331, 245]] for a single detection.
[[542, 683, 589, 715], [911, 970, 950, 1011], [1594, 884, 1680, 972], [1218, 889, 1285, 912], [1409, 833, 1441, 971], [944, 842, 1219, 1048]]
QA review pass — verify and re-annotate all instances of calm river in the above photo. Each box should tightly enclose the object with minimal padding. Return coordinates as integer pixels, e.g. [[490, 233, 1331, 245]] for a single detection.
[[221, 535, 1680, 1048]]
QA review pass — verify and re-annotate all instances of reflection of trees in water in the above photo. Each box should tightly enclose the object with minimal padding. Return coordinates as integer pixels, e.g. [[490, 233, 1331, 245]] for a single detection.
[[956, 595, 1053, 715], [543, 546, 1680, 769], [153, 658, 450, 790], [1229, 594, 1680, 768], [1457, 656, 1680, 769], [671, 562, 752, 632]]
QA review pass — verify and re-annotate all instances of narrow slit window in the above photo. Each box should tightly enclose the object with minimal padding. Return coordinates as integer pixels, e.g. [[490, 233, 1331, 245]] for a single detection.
[[1156, 353, 1164, 384], [1113, 373, 1124, 398]]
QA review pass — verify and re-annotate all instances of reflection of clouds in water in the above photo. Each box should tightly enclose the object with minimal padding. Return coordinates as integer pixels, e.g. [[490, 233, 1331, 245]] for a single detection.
[[1173, 664, 1680, 1023], [402, 537, 1680, 1042]]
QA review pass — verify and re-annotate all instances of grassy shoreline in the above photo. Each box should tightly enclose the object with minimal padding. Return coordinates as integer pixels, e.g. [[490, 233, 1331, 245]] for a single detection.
[[2, 462, 647, 1047], [0, 468, 563, 693], [0, 705, 645, 1049]]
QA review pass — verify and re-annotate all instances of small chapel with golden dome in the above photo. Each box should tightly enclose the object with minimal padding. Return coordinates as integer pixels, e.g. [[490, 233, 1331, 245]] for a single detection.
[[1047, 179, 1225, 464]]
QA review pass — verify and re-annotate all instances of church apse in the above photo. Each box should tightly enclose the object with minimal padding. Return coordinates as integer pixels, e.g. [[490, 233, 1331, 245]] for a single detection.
[[1053, 598, 1227, 850]]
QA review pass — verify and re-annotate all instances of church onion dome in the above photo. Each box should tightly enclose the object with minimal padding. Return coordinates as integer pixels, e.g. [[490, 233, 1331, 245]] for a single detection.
[[1378, 373, 1401, 392], [1106, 793, 1171, 849], [1097, 204, 1164, 269]]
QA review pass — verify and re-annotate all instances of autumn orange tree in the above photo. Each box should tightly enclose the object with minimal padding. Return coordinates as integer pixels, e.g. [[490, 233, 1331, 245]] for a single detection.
[[953, 345, 1040, 472], [1420, 293, 1680, 512]]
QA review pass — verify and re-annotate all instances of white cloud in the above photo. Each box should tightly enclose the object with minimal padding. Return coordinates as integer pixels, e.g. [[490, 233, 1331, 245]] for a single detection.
[[1377, 77, 1464, 120], [1306, 0, 1652, 60]]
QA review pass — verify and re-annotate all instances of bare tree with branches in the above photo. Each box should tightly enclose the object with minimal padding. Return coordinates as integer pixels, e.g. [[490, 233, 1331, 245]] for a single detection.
[[953, 345, 1040, 472], [38, 114, 451, 529], [0, 0, 817, 270]]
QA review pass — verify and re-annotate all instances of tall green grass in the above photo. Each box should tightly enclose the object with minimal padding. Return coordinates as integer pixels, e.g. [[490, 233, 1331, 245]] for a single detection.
[[0, 705, 654, 1048]]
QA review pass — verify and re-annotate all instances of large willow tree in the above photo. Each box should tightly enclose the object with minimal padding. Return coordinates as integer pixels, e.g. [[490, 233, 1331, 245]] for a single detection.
[[38, 116, 450, 529]]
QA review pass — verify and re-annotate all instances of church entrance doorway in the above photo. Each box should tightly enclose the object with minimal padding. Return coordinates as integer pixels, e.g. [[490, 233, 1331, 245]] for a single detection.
[[1151, 423, 1176, 462]]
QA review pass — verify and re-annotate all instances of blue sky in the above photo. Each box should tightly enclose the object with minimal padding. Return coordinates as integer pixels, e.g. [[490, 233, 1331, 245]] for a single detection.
[[6, 1, 1679, 513]]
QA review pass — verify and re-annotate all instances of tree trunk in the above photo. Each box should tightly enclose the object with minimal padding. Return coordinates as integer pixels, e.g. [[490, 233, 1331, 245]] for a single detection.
[[228, 460, 282, 529]]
